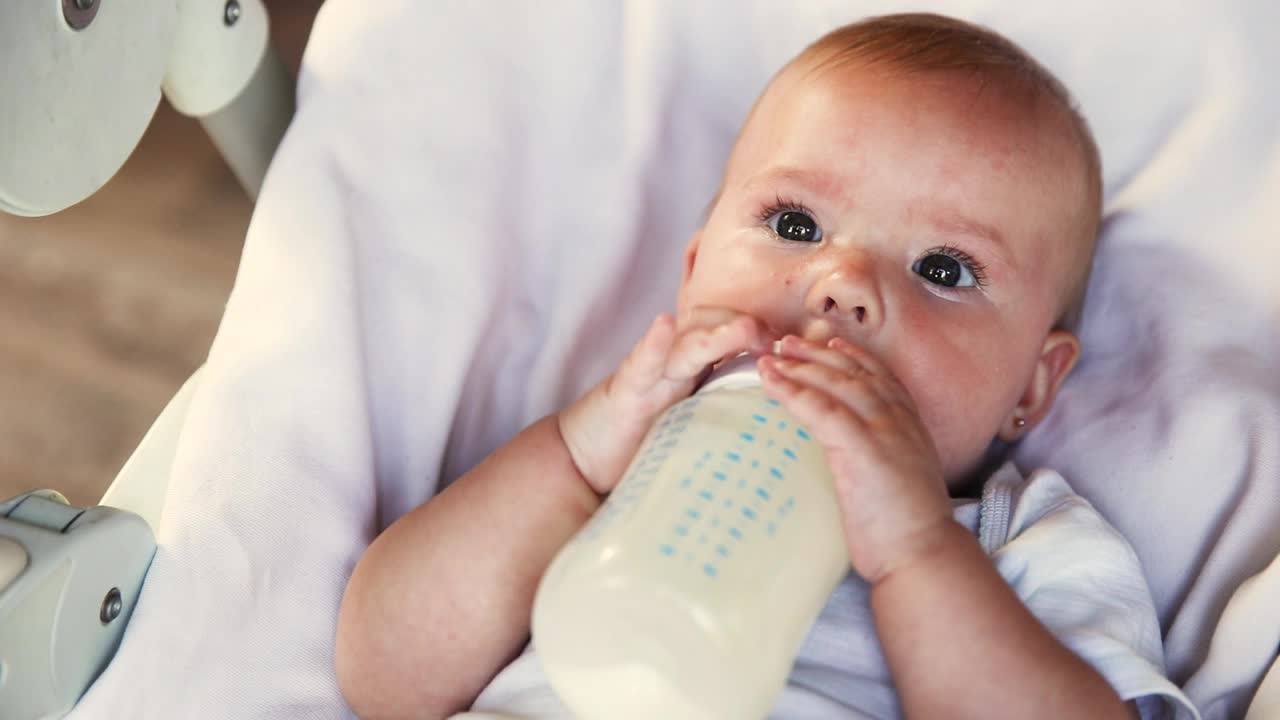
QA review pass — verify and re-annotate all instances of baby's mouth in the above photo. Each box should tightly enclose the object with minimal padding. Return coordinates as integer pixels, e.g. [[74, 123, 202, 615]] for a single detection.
[[709, 340, 783, 379]]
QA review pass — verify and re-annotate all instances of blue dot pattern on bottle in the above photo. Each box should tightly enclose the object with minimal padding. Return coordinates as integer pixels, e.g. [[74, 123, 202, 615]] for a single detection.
[[575, 389, 813, 581], [577, 401, 702, 542]]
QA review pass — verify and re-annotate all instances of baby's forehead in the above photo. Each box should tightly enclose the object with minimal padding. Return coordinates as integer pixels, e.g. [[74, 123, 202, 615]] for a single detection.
[[741, 64, 1090, 203], [793, 61, 1069, 144]]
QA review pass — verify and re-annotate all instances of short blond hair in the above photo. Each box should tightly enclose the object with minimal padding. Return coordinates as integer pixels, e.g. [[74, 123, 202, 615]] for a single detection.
[[779, 14, 1103, 331]]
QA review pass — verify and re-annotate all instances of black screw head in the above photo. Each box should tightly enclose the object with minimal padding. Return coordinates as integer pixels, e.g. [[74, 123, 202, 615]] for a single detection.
[[224, 0, 242, 26], [63, 0, 101, 31], [100, 587, 123, 624]]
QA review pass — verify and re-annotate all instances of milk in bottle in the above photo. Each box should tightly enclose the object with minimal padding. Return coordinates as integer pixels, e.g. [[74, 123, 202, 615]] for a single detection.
[[532, 355, 850, 719]]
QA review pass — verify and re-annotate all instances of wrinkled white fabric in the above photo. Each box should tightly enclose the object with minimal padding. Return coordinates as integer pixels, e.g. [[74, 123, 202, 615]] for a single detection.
[[69, 1, 1280, 718]]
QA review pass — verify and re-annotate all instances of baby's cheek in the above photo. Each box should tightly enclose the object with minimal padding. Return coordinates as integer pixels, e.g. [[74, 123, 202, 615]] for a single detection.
[[892, 341, 1005, 473], [685, 270, 798, 331], [926, 414, 992, 481]]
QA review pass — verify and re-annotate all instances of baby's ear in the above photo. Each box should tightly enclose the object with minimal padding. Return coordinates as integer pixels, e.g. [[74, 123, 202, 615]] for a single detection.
[[998, 330, 1080, 442]]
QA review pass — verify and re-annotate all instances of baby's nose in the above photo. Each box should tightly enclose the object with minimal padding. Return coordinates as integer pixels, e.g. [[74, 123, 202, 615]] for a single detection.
[[805, 266, 881, 329], [820, 296, 866, 323]]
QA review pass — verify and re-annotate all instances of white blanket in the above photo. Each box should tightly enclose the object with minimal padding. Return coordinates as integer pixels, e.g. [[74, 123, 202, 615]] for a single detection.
[[71, 1, 1280, 718]]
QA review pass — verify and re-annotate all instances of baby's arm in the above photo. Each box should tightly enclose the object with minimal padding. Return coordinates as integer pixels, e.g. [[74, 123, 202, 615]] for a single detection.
[[869, 524, 1133, 719], [335, 310, 773, 720], [759, 337, 1131, 720], [335, 415, 600, 720]]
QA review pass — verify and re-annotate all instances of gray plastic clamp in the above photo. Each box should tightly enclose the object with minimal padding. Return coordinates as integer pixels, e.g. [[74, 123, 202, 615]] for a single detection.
[[0, 490, 156, 720]]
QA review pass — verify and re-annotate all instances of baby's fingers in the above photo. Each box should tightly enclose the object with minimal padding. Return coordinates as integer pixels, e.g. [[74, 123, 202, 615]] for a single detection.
[[757, 356, 872, 451], [613, 314, 678, 392], [825, 338, 900, 388], [759, 355, 886, 428], [776, 335, 865, 376], [666, 314, 771, 381], [773, 337, 915, 410]]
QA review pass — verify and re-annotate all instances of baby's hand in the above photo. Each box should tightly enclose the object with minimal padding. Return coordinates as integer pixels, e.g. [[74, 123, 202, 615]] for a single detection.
[[560, 308, 775, 495], [758, 336, 955, 585]]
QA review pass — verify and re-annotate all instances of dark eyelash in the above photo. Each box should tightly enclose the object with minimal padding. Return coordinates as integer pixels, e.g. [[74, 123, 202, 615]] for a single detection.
[[932, 244, 989, 288], [756, 194, 818, 226]]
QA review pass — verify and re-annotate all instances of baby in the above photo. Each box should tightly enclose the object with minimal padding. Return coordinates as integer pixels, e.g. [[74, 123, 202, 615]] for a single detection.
[[336, 14, 1197, 720]]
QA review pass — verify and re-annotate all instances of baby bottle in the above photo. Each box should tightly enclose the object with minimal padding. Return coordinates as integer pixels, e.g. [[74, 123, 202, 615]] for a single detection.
[[531, 354, 850, 720]]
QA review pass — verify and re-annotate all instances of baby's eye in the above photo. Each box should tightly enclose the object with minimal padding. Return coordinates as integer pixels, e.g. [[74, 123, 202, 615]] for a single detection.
[[766, 209, 823, 243], [912, 250, 983, 289]]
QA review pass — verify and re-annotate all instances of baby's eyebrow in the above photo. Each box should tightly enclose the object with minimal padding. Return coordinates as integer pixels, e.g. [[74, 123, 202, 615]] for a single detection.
[[925, 210, 1009, 259], [741, 166, 847, 202]]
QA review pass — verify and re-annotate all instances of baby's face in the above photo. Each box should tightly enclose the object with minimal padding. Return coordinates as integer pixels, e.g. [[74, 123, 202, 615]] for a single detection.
[[679, 64, 1092, 481]]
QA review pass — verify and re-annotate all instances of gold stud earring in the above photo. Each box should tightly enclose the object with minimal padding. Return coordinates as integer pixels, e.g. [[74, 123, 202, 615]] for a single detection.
[[1014, 417, 1027, 429]]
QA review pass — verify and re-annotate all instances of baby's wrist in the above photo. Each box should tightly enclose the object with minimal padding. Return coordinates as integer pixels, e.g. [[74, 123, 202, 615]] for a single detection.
[[558, 375, 659, 495], [556, 392, 607, 495], [856, 516, 971, 587]]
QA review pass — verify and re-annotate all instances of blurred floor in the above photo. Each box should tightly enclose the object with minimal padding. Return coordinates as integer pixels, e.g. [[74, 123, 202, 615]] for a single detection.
[[0, 1, 323, 506]]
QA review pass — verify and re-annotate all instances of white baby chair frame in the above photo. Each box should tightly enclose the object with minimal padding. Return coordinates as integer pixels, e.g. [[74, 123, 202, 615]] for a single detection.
[[2, 3, 1279, 719], [0, 0, 290, 716]]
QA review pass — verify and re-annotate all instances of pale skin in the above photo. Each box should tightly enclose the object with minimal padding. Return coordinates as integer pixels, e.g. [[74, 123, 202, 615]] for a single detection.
[[336, 60, 1129, 719]]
